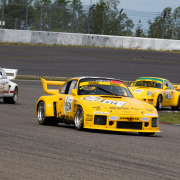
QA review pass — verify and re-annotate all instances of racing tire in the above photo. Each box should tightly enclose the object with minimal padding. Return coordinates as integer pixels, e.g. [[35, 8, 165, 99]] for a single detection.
[[3, 86, 18, 104], [37, 101, 59, 126], [156, 95, 162, 110], [171, 97, 180, 111], [74, 106, 84, 130], [139, 132, 155, 136]]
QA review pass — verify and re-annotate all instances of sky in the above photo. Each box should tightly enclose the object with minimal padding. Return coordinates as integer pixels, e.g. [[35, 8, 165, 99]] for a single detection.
[[83, 0, 180, 31], [83, 0, 180, 12]]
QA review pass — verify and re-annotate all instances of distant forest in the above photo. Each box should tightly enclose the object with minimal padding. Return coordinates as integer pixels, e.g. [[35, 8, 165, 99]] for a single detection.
[[1, 0, 180, 39]]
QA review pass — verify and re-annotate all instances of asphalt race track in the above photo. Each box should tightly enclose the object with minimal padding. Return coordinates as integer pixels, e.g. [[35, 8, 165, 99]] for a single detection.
[[0, 45, 180, 82], [0, 44, 180, 179], [0, 80, 179, 180]]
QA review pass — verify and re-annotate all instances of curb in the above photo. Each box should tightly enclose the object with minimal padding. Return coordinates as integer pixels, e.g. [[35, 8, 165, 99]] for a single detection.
[[16, 75, 134, 85], [16, 75, 69, 81], [160, 122, 180, 126]]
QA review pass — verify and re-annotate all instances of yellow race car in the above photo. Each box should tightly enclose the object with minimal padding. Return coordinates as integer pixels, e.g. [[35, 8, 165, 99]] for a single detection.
[[36, 77, 160, 136], [129, 77, 180, 110]]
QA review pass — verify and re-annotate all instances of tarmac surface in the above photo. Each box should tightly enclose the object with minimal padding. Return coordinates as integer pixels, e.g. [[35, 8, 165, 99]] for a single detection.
[[0, 80, 179, 180], [0, 44, 180, 179], [0, 44, 180, 83]]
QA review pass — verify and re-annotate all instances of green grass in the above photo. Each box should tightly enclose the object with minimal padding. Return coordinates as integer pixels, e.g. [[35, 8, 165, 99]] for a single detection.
[[0, 42, 180, 53], [159, 112, 180, 124]]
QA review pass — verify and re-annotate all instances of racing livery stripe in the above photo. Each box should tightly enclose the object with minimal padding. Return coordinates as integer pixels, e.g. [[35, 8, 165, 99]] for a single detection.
[[110, 80, 124, 85], [136, 77, 163, 82], [0, 91, 8, 93], [0, 91, 14, 93]]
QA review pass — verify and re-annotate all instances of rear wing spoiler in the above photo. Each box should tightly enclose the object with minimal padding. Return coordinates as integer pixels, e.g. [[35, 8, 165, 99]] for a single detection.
[[173, 84, 180, 91], [3, 68, 18, 80], [41, 78, 65, 95]]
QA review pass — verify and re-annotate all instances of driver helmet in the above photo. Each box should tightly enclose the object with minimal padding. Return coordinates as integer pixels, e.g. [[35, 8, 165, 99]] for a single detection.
[[88, 86, 96, 91]]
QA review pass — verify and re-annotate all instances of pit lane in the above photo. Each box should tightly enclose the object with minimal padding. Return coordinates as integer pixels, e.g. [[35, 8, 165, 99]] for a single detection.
[[0, 80, 179, 180]]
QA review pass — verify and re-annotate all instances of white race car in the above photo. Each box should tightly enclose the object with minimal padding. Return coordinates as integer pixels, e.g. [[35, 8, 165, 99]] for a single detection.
[[0, 68, 18, 104]]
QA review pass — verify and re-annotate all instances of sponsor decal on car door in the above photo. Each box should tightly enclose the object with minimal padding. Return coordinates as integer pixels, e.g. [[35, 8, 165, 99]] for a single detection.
[[163, 81, 174, 106], [64, 95, 73, 114], [0, 79, 9, 96]]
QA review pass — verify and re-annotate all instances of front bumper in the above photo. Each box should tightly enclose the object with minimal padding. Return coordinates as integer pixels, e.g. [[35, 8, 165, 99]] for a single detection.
[[84, 114, 160, 133]]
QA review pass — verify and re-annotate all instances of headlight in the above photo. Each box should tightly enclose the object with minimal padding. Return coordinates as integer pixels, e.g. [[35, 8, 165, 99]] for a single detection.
[[147, 91, 152, 96]]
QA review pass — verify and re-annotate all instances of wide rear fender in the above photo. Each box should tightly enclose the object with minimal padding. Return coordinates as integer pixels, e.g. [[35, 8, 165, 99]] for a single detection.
[[9, 81, 18, 90], [171, 91, 180, 106], [36, 95, 58, 117]]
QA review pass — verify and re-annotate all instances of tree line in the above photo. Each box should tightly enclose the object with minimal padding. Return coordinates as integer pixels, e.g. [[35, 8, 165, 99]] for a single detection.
[[0, 0, 180, 40]]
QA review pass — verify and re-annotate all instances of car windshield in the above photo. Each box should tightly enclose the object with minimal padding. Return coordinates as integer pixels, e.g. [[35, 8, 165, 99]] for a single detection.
[[135, 81, 163, 89], [78, 80, 133, 97]]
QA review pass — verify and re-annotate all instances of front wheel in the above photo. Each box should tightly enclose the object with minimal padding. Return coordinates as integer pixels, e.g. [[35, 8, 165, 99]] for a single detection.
[[3, 86, 18, 104], [74, 106, 84, 130], [37, 101, 58, 125], [156, 95, 162, 110], [37, 101, 46, 125]]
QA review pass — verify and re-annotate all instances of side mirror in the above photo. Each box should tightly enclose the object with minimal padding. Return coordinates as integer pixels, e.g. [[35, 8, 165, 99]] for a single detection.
[[131, 83, 134, 87], [71, 89, 77, 96], [163, 85, 168, 90]]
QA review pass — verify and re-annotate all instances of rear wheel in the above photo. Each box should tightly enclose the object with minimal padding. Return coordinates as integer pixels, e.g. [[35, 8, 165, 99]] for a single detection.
[[74, 106, 84, 130], [3, 86, 18, 104], [171, 97, 180, 111], [37, 101, 58, 125], [156, 95, 162, 110]]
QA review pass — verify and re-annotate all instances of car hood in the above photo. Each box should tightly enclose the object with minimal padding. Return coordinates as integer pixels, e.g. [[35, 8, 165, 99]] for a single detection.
[[129, 87, 159, 97], [80, 95, 157, 116]]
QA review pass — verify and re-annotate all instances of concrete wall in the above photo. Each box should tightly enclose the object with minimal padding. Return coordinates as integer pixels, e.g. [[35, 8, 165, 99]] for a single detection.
[[0, 29, 180, 51]]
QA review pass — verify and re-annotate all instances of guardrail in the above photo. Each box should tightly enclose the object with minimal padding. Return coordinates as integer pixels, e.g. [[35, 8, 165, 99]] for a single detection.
[[0, 29, 180, 51]]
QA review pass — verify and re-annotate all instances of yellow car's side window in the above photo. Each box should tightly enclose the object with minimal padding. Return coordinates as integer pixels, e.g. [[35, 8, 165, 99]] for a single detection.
[[68, 80, 77, 94], [164, 81, 174, 90], [59, 83, 67, 94]]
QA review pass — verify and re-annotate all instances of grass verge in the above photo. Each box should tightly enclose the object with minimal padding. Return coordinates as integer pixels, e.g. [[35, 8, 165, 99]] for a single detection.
[[0, 42, 180, 53], [159, 112, 180, 124]]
